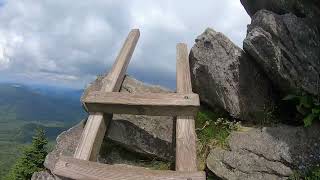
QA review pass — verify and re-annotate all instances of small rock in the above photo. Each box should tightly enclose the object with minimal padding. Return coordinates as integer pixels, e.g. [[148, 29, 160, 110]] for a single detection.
[[31, 171, 56, 180]]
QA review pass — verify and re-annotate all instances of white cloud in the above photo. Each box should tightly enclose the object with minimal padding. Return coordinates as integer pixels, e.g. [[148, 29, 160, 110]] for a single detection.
[[0, 31, 24, 70], [0, 0, 250, 88]]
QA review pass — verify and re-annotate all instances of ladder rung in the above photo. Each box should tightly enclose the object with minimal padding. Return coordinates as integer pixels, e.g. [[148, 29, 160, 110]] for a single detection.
[[82, 92, 200, 116], [53, 156, 206, 180]]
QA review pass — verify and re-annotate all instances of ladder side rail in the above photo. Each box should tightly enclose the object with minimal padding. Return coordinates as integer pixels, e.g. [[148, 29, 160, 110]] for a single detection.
[[175, 43, 198, 171], [73, 29, 140, 161]]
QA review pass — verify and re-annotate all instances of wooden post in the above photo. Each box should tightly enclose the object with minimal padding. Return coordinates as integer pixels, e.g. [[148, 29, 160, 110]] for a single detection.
[[74, 29, 140, 161], [175, 43, 197, 171]]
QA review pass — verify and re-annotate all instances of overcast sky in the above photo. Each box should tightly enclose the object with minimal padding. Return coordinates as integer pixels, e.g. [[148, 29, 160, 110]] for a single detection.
[[0, 0, 250, 89]]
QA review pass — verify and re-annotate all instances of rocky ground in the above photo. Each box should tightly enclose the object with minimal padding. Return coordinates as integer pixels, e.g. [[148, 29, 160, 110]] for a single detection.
[[207, 124, 320, 180]]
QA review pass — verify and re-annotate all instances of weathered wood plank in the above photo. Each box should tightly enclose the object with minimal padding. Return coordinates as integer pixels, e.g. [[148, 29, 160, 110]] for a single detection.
[[74, 29, 140, 161], [175, 43, 198, 171], [82, 92, 200, 116], [53, 156, 206, 180]]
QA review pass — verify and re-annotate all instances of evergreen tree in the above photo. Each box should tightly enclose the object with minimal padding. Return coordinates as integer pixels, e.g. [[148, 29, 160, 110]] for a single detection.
[[5, 128, 48, 180]]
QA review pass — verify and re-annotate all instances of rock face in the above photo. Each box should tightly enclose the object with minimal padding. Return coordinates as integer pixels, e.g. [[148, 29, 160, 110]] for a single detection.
[[107, 119, 173, 161], [244, 10, 320, 96], [207, 124, 320, 180], [240, 0, 320, 19], [44, 120, 84, 171], [190, 28, 275, 122], [37, 76, 174, 179], [90, 75, 174, 161]]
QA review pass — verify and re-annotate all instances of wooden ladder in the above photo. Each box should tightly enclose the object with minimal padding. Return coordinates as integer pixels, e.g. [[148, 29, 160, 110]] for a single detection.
[[52, 29, 205, 180]]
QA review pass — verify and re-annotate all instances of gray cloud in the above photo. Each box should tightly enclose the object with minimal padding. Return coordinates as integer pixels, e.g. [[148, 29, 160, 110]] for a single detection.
[[0, 0, 250, 89]]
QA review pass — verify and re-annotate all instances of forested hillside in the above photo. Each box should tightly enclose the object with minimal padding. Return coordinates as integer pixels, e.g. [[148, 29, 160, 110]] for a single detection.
[[0, 83, 86, 178]]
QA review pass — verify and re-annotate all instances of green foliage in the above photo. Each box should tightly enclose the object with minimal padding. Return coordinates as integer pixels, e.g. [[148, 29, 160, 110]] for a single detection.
[[290, 167, 320, 180], [4, 128, 48, 180], [305, 168, 320, 180], [283, 94, 320, 127], [195, 108, 239, 170], [0, 118, 65, 178], [0, 142, 24, 178], [196, 109, 238, 148]]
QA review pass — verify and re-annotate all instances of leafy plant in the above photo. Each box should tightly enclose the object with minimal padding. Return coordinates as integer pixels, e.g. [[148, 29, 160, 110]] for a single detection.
[[195, 108, 239, 170], [290, 167, 320, 180], [4, 128, 48, 180], [283, 94, 320, 127]]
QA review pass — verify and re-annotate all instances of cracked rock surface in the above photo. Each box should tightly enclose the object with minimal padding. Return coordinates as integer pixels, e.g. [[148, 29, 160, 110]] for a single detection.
[[189, 28, 275, 123], [244, 10, 320, 96], [207, 124, 320, 180]]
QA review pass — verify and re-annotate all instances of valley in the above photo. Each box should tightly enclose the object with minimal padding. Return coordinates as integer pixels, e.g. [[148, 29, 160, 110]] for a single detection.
[[0, 83, 86, 178]]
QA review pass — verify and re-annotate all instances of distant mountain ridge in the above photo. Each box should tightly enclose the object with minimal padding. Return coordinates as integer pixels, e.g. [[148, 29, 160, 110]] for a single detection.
[[0, 82, 87, 177], [0, 83, 86, 123]]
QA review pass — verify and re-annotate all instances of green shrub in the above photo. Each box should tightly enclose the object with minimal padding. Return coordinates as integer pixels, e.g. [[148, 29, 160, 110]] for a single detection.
[[305, 168, 320, 180], [5, 128, 48, 180], [283, 94, 320, 127], [290, 167, 320, 180]]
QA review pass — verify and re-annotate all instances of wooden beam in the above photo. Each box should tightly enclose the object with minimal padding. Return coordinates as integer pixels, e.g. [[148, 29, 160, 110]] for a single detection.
[[175, 43, 198, 171], [73, 29, 140, 161], [53, 156, 206, 180], [82, 92, 200, 116]]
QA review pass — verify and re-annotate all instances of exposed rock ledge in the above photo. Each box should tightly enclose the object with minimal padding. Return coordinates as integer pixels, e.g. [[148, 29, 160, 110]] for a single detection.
[[207, 124, 320, 180]]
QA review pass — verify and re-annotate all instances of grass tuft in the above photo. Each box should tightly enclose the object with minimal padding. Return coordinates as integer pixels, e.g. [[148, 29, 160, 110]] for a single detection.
[[195, 107, 239, 171]]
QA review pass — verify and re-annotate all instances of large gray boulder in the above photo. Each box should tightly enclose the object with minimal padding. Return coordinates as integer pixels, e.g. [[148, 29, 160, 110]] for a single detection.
[[244, 10, 320, 96], [87, 75, 174, 161], [207, 123, 320, 180], [40, 76, 174, 179], [240, 0, 320, 19], [190, 28, 275, 122]]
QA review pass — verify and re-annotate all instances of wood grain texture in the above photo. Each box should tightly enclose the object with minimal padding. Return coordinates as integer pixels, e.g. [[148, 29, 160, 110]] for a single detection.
[[175, 43, 198, 171], [74, 29, 140, 161], [54, 156, 206, 180], [82, 92, 200, 116], [102, 29, 140, 92]]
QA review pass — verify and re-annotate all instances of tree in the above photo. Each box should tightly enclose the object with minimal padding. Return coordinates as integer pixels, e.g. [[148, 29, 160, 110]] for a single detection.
[[5, 128, 48, 180]]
